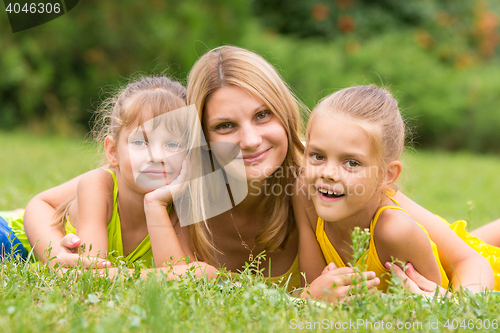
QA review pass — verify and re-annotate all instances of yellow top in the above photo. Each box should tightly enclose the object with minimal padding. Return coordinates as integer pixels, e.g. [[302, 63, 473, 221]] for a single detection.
[[7, 211, 77, 258], [229, 255, 301, 292], [64, 169, 172, 268], [316, 205, 449, 291], [441, 217, 500, 291]]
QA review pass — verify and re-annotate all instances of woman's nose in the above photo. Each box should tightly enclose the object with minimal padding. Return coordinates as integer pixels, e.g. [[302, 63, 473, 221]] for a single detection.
[[239, 124, 262, 151]]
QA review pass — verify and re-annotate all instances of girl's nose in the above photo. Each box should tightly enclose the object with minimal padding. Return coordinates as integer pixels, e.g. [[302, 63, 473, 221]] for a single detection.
[[320, 164, 340, 182], [239, 124, 262, 151], [147, 143, 165, 163]]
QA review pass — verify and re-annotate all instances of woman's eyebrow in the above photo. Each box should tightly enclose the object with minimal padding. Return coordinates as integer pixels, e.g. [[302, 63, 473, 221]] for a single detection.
[[209, 104, 267, 122]]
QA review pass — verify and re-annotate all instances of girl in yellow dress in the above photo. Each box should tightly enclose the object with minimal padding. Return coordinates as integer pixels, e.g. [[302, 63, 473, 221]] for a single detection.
[[297, 85, 496, 296]]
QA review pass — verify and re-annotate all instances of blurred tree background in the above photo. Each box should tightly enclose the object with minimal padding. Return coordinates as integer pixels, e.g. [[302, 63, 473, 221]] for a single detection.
[[1, 0, 500, 151]]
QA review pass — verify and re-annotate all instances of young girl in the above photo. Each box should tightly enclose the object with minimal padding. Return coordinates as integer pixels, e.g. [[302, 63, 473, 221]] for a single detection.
[[298, 85, 450, 293], [2, 76, 202, 269]]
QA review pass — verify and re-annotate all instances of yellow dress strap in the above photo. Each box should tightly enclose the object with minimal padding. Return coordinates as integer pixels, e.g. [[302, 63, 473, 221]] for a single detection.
[[388, 196, 401, 206]]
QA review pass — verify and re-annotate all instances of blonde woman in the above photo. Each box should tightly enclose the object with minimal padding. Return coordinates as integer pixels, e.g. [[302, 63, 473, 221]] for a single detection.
[[22, 46, 493, 299]]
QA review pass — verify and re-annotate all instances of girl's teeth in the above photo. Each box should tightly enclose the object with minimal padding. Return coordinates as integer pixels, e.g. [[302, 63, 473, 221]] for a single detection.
[[328, 190, 333, 195]]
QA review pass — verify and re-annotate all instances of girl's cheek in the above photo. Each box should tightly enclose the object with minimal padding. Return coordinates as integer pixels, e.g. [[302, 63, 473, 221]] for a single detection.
[[304, 164, 318, 185]]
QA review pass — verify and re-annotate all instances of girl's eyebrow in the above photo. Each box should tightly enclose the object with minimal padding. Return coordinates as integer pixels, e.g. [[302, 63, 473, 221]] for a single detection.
[[306, 144, 323, 152]]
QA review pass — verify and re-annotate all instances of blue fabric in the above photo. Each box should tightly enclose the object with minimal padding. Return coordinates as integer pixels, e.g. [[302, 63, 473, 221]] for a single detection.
[[0, 216, 27, 260]]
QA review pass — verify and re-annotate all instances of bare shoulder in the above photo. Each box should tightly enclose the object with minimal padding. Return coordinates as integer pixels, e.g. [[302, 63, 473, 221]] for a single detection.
[[78, 168, 114, 190], [76, 168, 115, 206], [292, 174, 318, 231], [374, 208, 421, 247]]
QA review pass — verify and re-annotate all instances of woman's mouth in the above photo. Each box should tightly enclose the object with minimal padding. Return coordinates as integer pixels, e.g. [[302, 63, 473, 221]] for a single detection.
[[242, 148, 270, 164]]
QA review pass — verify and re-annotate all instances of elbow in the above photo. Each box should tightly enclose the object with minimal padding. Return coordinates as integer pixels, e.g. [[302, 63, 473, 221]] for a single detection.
[[449, 255, 495, 292]]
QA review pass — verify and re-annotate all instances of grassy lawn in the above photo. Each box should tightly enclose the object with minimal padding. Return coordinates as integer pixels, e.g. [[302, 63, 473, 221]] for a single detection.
[[1, 130, 500, 332]]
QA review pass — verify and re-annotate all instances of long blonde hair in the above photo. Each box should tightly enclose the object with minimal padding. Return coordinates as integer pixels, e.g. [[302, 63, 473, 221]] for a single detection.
[[186, 46, 306, 263]]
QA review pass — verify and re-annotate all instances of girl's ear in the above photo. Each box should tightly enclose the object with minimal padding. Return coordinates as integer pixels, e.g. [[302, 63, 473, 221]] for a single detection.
[[105, 136, 119, 167], [382, 161, 402, 188]]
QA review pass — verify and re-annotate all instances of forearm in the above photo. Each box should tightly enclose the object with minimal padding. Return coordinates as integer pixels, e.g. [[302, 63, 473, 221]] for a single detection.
[[446, 255, 494, 292], [23, 175, 82, 262], [395, 192, 494, 291], [24, 195, 66, 262], [145, 202, 186, 266]]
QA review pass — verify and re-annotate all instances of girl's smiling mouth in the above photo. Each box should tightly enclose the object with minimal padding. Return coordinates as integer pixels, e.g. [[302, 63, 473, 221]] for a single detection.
[[316, 185, 345, 200]]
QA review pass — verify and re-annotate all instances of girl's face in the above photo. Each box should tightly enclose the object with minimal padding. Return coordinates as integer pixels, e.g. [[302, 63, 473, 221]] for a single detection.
[[305, 113, 382, 224], [111, 113, 187, 192], [203, 86, 288, 183]]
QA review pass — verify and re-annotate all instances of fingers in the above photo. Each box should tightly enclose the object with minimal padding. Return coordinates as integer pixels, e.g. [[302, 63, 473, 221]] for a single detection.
[[404, 263, 435, 291], [385, 262, 444, 296], [405, 263, 447, 296], [53, 250, 111, 269], [321, 262, 338, 274], [326, 269, 378, 287], [60, 233, 81, 251]]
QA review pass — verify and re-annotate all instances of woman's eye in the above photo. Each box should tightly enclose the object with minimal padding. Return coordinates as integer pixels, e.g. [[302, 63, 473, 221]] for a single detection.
[[311, 153, 324, 161], [215, 123, 233, 130], [345, 160, 360, 168], [131, 140, 147, 147], [256, 111, 270, 120]]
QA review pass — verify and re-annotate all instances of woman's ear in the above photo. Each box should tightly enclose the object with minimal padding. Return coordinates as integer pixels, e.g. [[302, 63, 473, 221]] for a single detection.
[[105, 136, 119, 167], [382, 161, 402, 188]]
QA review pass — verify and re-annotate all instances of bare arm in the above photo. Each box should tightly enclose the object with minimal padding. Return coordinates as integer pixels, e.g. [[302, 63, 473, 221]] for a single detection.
[[374, 208, 442, 286], [73, 169, 114, 258], [24, 174, 82, 262], [394, 191, 494, 292], [143, 163, 191, 266], [144, 200, 188, 266]]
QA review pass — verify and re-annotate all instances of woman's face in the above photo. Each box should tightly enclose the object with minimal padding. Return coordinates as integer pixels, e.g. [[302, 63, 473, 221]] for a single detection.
[[203, 86, 288, 182]]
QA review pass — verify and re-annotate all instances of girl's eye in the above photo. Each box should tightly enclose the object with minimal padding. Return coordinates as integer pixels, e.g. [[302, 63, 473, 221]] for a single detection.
[[256, 111, 270, 120], [131, 139, 147, 147], [166, 142, 180, 149], [345, 160, 360, 168], [311, 153, 325, 161]]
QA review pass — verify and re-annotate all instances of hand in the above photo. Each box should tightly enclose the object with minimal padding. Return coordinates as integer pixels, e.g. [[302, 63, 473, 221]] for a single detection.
[[385, 262, 447, 296], [144, 160, 189, 206], [302, 263, 380, 304], [49, 234, 111, 269]]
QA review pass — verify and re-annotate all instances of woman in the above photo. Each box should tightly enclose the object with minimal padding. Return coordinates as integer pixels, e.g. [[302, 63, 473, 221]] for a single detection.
[[23, 46, 493, 299]]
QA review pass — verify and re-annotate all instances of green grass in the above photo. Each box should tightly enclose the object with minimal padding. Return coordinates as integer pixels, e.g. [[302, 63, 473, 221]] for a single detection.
[[400, 149, 500, 230], [0, 131, 100, 210], [2, 131, 500, 332]]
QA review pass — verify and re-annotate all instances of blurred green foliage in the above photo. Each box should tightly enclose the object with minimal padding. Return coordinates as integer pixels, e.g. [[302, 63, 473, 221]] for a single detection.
[[1, 0, 500, 151], [0, 0, 252, 133]]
